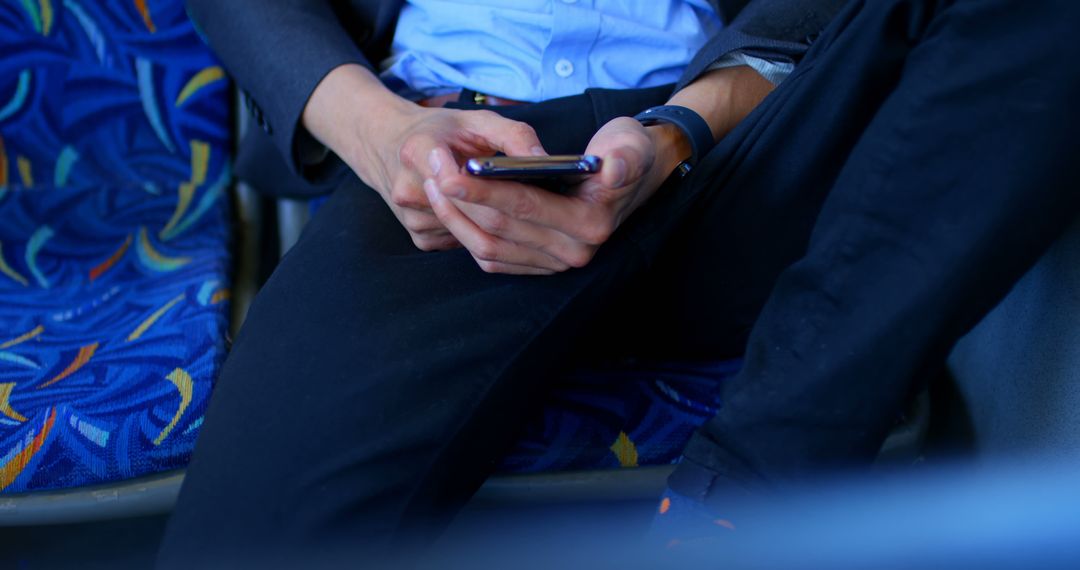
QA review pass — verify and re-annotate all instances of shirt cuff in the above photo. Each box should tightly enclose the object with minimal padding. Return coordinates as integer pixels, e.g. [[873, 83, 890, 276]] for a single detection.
[[705, 51, 795, 86]]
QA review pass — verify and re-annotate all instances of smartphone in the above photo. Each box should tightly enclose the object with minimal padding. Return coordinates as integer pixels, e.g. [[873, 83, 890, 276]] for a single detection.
[[465, 155, 602, 182]]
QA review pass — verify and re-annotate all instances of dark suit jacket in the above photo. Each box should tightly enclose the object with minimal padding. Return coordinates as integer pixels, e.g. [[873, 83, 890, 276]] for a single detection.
[[187, 0, 846, 196]]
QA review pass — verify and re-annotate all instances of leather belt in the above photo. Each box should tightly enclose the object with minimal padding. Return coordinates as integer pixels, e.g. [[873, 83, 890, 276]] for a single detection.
[[419, 90, 528, 108]]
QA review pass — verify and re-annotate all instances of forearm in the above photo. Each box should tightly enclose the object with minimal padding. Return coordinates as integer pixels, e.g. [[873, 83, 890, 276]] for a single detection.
[[646, 65, 776, 179], [670, 65, 776, 140]]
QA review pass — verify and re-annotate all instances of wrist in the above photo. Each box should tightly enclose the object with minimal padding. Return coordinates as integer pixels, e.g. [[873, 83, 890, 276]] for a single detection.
[[302, 63, 416, 167], [645, 122, 692, 181]]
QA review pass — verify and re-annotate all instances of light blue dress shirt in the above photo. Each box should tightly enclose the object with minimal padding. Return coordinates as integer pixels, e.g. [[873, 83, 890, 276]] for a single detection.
[[382, 0, 791, 102]]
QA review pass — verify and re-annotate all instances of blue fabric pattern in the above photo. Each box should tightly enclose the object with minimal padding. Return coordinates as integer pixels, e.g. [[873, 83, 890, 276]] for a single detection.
[[0, 0, 232, 493], [498, 359, 741, 473]]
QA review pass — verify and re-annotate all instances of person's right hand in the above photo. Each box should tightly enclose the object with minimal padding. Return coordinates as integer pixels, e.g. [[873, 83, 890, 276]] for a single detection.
[[353, 105, 547, 251], [302, 64, 546, 251]]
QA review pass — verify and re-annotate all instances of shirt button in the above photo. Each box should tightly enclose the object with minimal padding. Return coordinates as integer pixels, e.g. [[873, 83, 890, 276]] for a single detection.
[[554, 59, 574, 78]]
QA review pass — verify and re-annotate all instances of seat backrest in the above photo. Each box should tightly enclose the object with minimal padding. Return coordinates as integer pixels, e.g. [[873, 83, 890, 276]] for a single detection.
[[947, 217, 1080, 457], [0, 0, 231, 193], [0, 0, 234, 495]]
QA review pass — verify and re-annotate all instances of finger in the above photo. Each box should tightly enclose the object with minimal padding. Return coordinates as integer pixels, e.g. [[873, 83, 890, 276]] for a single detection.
[[398, 131, 463, 185], [400, 208, 446, 234], [582, 118, 653, 191], [595, 145, 647, 191], [431, 150, 577, 224], [388, 173, 435, 213], [451, 197, 559, 244], [452, 199, 595, 269], [433, 161, 612, 246], [411, 233, 461, 252], [424, 179, 570, 272], [463, 111, 547, 157], [470, 258, 558, 276]]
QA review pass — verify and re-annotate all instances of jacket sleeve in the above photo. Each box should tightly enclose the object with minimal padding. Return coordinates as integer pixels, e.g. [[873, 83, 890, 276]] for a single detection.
[[678, 0, 849, 89], [186, 0, 385, 182]]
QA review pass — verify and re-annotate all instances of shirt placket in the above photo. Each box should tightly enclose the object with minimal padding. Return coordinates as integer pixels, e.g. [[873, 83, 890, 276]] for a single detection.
[[540, 0, 600, 100]]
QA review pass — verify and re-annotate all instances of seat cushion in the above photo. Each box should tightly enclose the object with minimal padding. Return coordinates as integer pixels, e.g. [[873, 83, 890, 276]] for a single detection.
[[0, 0, 232, 493], [497, 359, 741, 473], [0, 186, 230, 494]]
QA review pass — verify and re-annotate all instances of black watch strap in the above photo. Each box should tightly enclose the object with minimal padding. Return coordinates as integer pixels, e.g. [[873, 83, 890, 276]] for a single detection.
[[633, 105, 715, 172]]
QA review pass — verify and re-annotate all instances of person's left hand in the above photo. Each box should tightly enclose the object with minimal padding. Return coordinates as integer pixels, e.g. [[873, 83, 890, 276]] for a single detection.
[[422, 116, 690, 275]]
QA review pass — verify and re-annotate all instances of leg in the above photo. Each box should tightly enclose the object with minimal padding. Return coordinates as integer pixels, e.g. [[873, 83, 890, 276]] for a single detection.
[[158, 1, 968, 560], [669, 0, 1080, 506], [157, 86, 685, 565], [594, 0, 945, 361], [157, 180, 644, 565]]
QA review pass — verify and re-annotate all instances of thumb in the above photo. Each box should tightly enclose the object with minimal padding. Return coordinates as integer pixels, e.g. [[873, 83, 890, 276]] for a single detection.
[[595, 142, 649, 191], [585, 117, 652, 190], [600, 153, 630, 189]]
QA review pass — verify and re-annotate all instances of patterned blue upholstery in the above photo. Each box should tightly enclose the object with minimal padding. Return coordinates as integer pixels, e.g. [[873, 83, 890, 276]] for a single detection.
[[0, 0, 232, 493], [0, 0, 732, 495], [498, 359, 741, 473]]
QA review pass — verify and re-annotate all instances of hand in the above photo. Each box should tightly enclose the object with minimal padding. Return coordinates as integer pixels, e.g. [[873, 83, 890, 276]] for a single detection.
[[353, 104, 547, 251], [302, 64, 545, 251], [422, 116, 692, 274], [419, 64, 777, 274]]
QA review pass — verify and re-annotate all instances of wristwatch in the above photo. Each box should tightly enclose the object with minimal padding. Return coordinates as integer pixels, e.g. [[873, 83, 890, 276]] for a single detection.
[[633, 105, 715, 177]]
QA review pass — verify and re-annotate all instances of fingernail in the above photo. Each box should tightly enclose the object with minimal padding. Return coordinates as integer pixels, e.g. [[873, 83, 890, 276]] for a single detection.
[[423, 179, 441, 202], [531, 146, 546, 156], [428, 149, 442, 175], [609, 158, 627, 187]]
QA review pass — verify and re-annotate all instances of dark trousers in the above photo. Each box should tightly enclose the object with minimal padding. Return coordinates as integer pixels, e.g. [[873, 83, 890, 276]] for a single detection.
[[159, 0, 1080, 564]]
